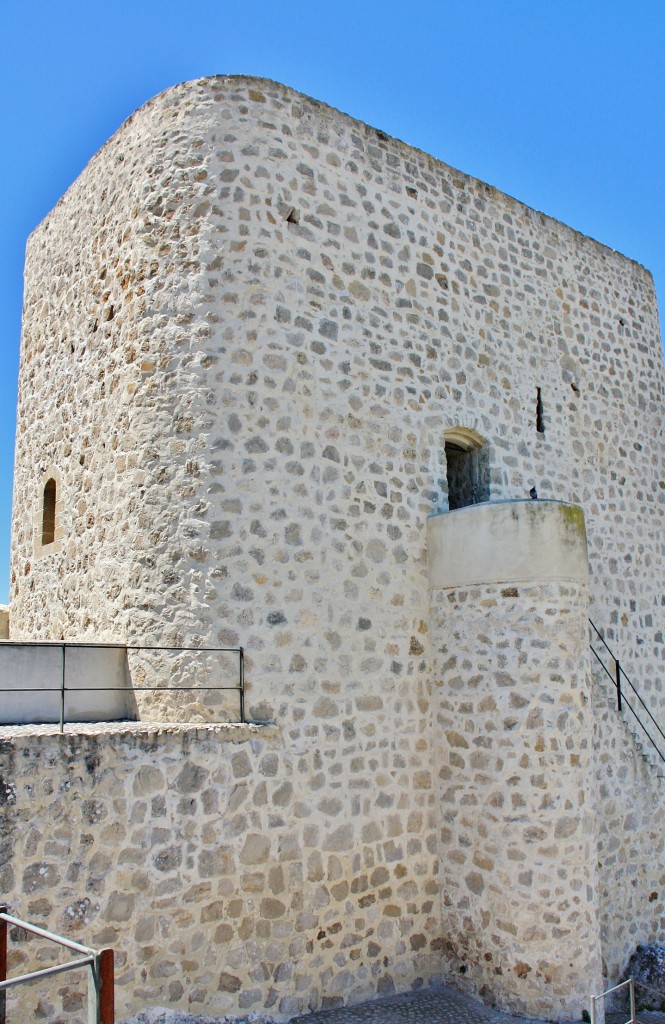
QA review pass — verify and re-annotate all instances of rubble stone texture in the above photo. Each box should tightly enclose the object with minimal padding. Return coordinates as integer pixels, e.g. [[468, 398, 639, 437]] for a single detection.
[[3, 75, 665, 1022], [431, 579, 600, 1018]]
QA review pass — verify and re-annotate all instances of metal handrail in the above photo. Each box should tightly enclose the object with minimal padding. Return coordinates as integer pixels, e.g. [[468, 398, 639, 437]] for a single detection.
[[0, 640, 241, 651], [590, 977, 636, 1024], [589, 619, 665, 766], [0, 640, 245, 731], [0, 906, 113, 1023], [590, 622, 665, 739]]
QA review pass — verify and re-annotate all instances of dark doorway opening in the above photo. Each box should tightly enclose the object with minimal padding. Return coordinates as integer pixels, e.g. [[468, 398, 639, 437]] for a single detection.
[[445, 436, 489, 511]]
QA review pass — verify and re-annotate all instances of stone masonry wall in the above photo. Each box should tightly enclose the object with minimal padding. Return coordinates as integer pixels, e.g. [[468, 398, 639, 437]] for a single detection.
[[6, 74, 665, 1015], [0, 723, 440, 1022], [591, 671, 665, 982], [430, 580, 601, 1020]]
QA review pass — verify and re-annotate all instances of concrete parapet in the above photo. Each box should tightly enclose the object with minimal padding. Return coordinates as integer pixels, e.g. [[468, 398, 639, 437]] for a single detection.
[[427, 499, 588, 590]]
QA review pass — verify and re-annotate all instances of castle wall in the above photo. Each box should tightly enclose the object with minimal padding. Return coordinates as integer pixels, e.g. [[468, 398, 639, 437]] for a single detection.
[[12, 78, 665, 670], [0, 722, 440, 1022], [592, 675, 665, 982], [6, 75, 665, 1018]]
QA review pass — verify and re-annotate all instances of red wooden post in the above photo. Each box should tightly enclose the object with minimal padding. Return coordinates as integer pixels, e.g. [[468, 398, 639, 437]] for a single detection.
[[99, 948, 114, 1024], [0, 905, 7, 1024]]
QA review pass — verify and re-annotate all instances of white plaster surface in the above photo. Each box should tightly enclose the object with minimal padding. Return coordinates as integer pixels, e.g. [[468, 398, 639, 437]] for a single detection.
[[427, 499, 588, 589]]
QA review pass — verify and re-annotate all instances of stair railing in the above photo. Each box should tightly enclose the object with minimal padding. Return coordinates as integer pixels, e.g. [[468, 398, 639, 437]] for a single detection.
[[0, 906, 113, 1023], [589, 619, 665, 768], [590, 977, 637, 1024]]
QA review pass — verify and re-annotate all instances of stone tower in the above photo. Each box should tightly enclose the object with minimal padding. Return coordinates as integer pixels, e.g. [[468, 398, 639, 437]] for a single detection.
[[6, 77, 665, 1020]]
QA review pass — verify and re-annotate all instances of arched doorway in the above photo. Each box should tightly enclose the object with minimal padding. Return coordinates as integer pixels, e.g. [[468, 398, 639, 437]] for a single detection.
[[444, 428, 489, 510]]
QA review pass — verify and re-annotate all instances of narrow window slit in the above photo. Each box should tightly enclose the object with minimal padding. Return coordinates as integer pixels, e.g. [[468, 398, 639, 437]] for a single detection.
[[536, 387, 545, 435], [42, 478, 57, 546]]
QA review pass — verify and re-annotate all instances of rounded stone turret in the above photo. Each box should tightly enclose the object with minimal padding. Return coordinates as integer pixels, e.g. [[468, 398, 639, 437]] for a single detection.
[[428, 500, 600, 1017]]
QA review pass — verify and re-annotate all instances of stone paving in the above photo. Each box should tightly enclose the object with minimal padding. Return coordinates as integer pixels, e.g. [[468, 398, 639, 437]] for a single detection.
[[120, 987, 665, 1024], [121, 989, 555, 1024], [290, 989, 665, 1024], [289, 986, 565, 1024]]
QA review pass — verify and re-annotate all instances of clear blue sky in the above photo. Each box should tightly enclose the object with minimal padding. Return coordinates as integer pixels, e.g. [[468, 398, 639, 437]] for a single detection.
[[1, 0, 664, 607]]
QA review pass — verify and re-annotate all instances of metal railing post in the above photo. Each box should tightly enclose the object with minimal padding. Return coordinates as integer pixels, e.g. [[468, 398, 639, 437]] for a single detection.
[[88, 957, 100, 1024], [60, 644, 66, 734], [239, 647, 245, 724], [590, 619, 665, 765], [590, 975, 645, 1024], [0, 905, 7, 1024]]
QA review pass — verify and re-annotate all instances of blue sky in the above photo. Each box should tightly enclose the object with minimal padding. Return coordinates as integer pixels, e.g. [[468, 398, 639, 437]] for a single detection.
[[1, 0, 664, 607]]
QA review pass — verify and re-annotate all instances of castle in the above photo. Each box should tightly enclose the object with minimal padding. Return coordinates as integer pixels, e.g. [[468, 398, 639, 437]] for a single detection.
[[2, 75, 665, 1022]]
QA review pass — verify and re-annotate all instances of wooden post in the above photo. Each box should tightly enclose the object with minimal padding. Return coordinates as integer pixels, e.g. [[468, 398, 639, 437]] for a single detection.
[[99, 949, 114, 1024]]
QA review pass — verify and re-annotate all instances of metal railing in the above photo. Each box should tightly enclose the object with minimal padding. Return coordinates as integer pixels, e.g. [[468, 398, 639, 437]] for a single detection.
[[0, 640, 245, 731], [590, 977, 636, 1024], [0, 906, 113, 1023], [589, 619, 665, 767]]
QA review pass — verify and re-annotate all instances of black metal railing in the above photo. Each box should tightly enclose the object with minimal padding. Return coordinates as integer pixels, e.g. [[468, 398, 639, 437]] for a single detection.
[[0, 640, 245, 731], [589, 619, 665, 767]]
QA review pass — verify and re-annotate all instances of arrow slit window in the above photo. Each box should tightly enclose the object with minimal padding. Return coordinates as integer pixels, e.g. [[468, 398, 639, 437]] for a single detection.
[[42, 478, 57, 546]]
